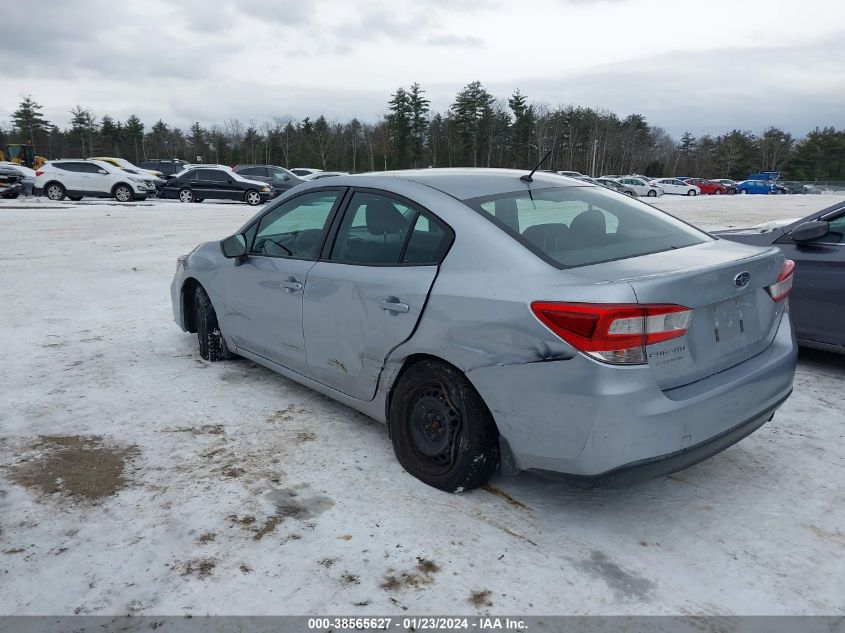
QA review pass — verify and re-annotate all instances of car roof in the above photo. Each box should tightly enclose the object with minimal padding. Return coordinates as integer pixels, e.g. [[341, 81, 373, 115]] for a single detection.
[[332, 168, 588, 200]]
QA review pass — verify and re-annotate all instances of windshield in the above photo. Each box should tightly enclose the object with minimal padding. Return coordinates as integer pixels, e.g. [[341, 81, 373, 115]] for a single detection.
[[462, 186, 712, 268]]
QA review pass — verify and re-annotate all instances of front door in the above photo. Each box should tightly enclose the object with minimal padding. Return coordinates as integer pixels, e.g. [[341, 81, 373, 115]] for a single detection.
[[302, 190, 453, 400], [221, 189, 343, 372], [777, 210, 845, 346]]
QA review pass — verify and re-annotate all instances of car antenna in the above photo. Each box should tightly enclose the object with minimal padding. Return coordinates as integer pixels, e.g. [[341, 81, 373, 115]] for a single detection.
[[520, 150, 552, 183]]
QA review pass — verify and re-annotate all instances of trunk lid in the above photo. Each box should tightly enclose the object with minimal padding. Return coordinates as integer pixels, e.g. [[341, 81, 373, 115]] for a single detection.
[[574, 240, 787, 389]]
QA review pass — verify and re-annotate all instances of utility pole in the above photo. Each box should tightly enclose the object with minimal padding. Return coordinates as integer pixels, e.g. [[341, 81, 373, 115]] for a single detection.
[[591, 139, 599, 177]]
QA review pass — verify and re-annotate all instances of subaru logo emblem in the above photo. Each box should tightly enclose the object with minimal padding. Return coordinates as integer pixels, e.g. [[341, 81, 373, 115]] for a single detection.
[[733, 271, 751, 288]]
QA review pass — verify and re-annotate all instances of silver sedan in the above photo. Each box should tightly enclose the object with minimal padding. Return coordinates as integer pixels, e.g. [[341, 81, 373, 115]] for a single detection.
[[171, 169, 797, 491]]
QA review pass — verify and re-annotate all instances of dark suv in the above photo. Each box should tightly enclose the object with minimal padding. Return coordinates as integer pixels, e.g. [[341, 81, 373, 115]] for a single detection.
[[160, 166, 273, 205], [233, 164, 304, 193], [139, 159, 190, 177]]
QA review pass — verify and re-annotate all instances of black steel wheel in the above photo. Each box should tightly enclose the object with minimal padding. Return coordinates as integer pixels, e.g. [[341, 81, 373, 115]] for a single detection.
[[194, 286, 233, 362], [390, 360, 499, 492]]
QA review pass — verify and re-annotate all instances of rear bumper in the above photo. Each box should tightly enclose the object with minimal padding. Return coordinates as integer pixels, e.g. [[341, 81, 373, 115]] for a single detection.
[[536, 391, 789, 488], [468, 314, 797, 481]]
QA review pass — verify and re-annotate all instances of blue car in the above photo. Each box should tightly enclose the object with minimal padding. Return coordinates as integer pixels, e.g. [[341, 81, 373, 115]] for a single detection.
[[737, 180, 776, 195]]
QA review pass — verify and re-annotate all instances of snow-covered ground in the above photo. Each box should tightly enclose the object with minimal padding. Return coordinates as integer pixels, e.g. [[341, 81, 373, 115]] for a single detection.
[[1, 193, 844, 616]]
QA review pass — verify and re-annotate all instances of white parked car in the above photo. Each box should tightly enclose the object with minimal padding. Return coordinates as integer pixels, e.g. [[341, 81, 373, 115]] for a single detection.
[[615, 176, 664, 197], [35, 159, 156, 201], [653, 178, 700, 196], [0, 161, 37, 193], [301, 171, 349, 181], [290, 167, 323, 178], [89, 156, 164, 180]]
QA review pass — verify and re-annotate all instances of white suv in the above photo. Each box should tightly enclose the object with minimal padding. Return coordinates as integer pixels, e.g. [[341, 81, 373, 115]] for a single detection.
[[615, 176, 664, 197], [35, 159, 156, 202]]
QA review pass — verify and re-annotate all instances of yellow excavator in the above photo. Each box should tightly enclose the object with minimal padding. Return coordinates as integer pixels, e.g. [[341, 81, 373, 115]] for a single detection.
[[0, 143, 47, 169]]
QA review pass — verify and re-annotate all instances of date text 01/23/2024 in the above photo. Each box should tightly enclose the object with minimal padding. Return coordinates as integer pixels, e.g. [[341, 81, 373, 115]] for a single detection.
[[307, 617, 528, 631]]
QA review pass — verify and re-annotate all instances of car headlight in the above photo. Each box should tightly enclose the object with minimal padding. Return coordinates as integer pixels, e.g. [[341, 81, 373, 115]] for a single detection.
[[261, 186, 270, 192]]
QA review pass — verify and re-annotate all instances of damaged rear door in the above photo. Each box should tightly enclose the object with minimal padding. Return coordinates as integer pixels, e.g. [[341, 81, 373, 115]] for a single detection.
[[302, 189, 453, 400]]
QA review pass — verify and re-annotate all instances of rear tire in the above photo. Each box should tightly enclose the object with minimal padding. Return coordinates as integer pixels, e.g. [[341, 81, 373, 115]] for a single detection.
[[194, 286, 233, 362], [740, 189, 748, 195], [389, 360, 499, 492], [687, 189, 697, 196], [179, 188, 194, 203], [193, 198, 204, 203], [715, 189, 723, 195], [68, 196, 82, 201], [45, 182, 66, 201], [647, 190, 657, 197]]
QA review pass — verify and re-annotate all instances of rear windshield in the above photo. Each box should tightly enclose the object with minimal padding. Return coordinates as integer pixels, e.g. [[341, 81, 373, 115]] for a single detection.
[[462, 186, 711, 268]]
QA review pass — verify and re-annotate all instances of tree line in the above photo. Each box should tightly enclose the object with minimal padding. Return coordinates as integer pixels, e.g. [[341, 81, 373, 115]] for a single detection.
[[4, 83, 844, 181]]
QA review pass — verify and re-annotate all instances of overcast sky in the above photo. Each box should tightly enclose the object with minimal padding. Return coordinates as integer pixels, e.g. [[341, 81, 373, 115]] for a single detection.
[[3, 0, 843, 138]]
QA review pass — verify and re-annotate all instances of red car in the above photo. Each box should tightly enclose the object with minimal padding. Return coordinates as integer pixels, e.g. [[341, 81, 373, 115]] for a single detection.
[[684, 178, 728, 195]]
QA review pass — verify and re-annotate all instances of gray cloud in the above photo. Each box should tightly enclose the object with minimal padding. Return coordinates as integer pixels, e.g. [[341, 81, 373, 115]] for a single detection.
[[1, 0, 841, 139], [425, 34, 485, 48]]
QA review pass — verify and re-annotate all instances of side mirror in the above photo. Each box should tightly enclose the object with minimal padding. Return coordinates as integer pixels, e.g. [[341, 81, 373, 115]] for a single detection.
[[221, 234, 247, 261], [790, 220, 829, 243]]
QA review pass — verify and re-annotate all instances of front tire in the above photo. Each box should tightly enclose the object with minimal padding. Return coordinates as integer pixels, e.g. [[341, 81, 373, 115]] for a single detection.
[[245, 189, 262, 206], [389, 360, 499, 492], [45, 183, 66, 201], [740, 189, 748, 195], [114, 184, 134, 202], [194, 286, 233, 362], [715, 189, 723, 195], [179, 188, 194, 203], [687, 189, 697, 196]]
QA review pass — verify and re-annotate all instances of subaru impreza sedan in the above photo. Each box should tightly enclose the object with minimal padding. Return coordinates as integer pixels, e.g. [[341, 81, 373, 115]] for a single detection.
[[170, 169, 797, 491]]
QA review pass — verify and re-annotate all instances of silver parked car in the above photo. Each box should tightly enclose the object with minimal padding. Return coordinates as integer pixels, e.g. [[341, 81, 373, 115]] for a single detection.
[[171, 169, 797, 491]]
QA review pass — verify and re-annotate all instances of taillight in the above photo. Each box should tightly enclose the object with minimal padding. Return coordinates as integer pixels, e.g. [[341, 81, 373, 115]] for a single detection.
[[530, 302, 693, 365], [35, 170, 43, 177], [767, 259, 794, 302]]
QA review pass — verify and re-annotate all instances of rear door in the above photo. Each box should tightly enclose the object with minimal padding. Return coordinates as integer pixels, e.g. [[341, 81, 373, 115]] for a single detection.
[[221, 189, 344, 372], [56, 162, 87, 193], [302, 189, 453, 400], [776, 210, 845, 346]]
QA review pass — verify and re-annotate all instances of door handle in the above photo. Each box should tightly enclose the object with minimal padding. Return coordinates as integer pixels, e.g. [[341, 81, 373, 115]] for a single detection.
[[282, 278, 303, 292], [379, 298, 410, 314]]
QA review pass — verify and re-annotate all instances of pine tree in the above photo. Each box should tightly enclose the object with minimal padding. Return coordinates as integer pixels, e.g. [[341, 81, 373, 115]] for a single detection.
[[11, 95, 50, 146], [387, 87, 411, 168], [407, 83, 430, 167], [508, 90, 534, 167], [124, 115, 145, 162], [451, 81, 494, 166], [69, 106, 97, 157]]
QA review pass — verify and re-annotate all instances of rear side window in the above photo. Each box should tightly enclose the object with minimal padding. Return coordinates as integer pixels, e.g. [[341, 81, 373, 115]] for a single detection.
[[463, 186, 711, 269], [56, 162, 86, 172], [329, 192, 451, 266], [196, 169, 225, 181]]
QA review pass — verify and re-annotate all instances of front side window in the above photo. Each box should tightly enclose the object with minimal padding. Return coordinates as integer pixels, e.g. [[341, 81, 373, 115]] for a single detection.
[[251, 190, 340, 258], [464, 186, 711, 268], [271, 168, 292, 182]]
